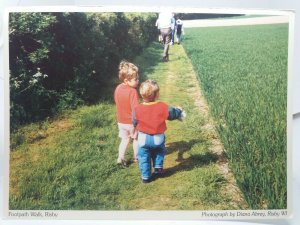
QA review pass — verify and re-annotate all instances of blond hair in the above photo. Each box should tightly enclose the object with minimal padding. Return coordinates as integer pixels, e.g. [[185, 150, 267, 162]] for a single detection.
[[139, 80, 160, 102], [118, 60, 139, 82]]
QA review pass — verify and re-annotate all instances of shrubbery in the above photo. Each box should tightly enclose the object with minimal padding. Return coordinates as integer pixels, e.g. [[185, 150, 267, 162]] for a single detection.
[[9, 12, 157, 130], [175, 13, 243, 20]]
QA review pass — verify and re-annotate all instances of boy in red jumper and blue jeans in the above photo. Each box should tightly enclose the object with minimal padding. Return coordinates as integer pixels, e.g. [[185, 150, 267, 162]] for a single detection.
[[114, 60, 139, 166], [133, 80, 185, 183]]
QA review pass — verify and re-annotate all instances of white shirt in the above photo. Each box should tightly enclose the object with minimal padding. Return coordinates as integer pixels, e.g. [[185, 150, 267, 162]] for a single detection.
[[157, 12, 173, 29], [176, 19, 182, 25]]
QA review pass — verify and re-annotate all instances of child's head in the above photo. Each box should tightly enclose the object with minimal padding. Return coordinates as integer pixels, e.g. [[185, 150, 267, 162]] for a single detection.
[[118, 60, 139, 88], [139, 80, 160, 102]]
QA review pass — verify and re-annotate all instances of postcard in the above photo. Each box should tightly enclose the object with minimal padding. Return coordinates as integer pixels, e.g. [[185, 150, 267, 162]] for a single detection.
[[2, 6, 294, 221]]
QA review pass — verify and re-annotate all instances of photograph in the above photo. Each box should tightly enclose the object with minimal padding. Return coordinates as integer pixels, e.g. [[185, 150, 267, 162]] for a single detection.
[[6, 8, 291, 218]]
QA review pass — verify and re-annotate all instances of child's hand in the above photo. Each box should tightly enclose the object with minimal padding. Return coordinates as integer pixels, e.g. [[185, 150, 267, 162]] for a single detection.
[[179, 110, 186, 121], [176, 106, 186, 121], [168, 106, 186, 121]]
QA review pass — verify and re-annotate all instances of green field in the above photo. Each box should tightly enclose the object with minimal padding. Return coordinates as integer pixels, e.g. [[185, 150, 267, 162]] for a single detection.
[[10, 43, 248, 210], [183, 23, 288, 209]]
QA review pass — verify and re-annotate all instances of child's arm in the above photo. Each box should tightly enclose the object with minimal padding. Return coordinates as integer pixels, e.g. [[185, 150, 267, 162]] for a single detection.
[[130, 90, 139, 109], [168, 106, 185, 121], [132, 110, 138, 127]]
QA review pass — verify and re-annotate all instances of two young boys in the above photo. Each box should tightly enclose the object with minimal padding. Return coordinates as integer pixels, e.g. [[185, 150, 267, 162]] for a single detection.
[[114, 60, 184, 183]]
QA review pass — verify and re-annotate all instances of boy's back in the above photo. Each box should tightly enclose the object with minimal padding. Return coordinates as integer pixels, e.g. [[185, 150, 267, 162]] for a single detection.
[[134, 102, 169, 134]]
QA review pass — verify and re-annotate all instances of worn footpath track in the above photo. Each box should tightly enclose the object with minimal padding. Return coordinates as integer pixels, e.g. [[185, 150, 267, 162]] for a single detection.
[[123, 43, 249, 209]]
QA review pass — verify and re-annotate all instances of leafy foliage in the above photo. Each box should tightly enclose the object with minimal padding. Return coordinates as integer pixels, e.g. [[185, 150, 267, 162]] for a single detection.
[[9, 12, 157, 131], [175, 13, 243, 20]]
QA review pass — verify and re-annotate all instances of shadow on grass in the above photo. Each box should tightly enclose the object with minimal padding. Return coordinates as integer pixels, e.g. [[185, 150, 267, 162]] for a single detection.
[[163, 140, 219, 178], [166, 139, 198, 158]]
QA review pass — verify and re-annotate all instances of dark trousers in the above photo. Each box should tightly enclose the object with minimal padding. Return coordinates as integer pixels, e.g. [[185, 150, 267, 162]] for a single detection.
[[160, 27, 172, 58]]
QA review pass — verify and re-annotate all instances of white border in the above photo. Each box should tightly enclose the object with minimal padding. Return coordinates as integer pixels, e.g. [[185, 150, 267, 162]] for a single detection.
[[3, 5, 296, 14], [287, 10, 295, 225], [1, 4, 296, 224]]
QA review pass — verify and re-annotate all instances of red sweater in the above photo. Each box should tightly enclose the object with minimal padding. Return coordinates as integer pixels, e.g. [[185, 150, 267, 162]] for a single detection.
[[114, 83, 139, 124], [134, 102, 169, 134]]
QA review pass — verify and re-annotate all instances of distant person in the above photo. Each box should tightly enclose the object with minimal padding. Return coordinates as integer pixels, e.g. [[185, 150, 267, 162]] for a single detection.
[[176, 18, 184, 44], [170, 13, 176, 45], [155, 18, 162, 43], [114, 60, 140, 167], [157, 12, 173, 62], [133, 80, 186, 183]]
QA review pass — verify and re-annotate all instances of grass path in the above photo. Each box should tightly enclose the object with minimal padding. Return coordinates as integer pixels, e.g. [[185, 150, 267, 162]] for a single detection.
[[169, 44, 246, 207], [118, 43, 248, 209], [10, 42, 248, 210]]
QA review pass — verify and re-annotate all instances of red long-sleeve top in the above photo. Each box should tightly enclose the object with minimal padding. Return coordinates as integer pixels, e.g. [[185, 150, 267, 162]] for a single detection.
[[114, 83, 139, 124]]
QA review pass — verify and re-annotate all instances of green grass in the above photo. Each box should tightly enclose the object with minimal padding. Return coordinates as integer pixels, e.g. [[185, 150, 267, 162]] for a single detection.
[[183, 23, 288, 209], [10, 104, 128, 210], [9, 42, 246, 210]]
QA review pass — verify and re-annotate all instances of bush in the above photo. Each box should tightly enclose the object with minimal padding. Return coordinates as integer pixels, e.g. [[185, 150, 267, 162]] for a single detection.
[[9, 12, 157, 131]]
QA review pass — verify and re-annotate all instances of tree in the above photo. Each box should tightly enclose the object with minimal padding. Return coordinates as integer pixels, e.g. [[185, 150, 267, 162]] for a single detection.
[[9, 12, 157, 131], [9, 13, 57, 129]]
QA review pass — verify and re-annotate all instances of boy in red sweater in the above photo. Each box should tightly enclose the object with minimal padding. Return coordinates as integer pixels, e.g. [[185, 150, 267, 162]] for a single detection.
[[133, 80, 185, 183], [114, 61, 139, 166]]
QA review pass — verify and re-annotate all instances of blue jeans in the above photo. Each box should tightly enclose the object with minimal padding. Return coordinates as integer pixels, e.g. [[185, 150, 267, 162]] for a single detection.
[[137, 132, 166, 180], [171, 29, 175, 43]]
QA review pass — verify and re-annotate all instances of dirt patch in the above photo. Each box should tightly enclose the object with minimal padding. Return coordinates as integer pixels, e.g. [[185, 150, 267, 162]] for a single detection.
[[30, 117, 74, 145]]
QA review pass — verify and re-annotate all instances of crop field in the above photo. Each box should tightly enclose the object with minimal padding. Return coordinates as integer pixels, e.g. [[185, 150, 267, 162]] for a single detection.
[[183, 23, 288, 209]]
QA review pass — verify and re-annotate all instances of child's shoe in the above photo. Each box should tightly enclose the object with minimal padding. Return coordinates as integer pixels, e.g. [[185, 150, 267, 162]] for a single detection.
[[154, 168, 164, 177], [133, 158, 138, 163], [141, 178, 151, 184]]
